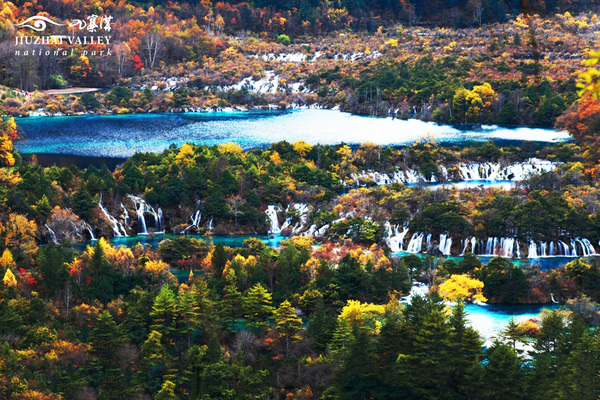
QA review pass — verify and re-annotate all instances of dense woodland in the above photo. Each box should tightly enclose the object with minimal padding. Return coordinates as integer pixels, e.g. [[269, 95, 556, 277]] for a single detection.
[[0, 0, 599, 126]]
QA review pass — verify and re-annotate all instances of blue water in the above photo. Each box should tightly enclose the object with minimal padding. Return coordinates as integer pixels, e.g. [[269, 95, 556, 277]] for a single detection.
[[78, 233, 285, 250], [15, 109, 571, 158], [392, 251, 586, 270], [463, 303, 559, 339]]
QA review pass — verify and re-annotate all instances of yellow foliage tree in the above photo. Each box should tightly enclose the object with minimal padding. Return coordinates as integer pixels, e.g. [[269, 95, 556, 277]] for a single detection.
[[2, 267, 17, 287], [270, 151, 282, 165], [0, 214, 38, 265], [293, 140, 313, 157], [338, 300, 386, 333], [176, 143, 196, 167], [0, 249, 15, 269], [144, 259, 170, 279], [438, 274, 487, 303], [219, 142, 244, 156], [0, 117, 16, 167]]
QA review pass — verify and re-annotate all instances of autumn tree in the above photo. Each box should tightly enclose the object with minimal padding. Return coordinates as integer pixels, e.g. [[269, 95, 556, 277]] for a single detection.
[[274, 300, 303, 356], [243, 283, 275, 332], [0, 117, 16, 167], [438, 274, 487, 303]]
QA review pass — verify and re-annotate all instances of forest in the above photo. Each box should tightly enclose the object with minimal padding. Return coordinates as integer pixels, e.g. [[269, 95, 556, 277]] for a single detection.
[[0, 0, 599, 127]]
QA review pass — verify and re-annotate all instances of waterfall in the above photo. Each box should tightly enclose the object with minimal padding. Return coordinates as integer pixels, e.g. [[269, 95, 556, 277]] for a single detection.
[[528, 240, 538, 258], [471, 237, 477, 254], [84, 222, 97, 241], [121, 203, 129, 226], [571, 239, 578, 257], [460, 239, 469, 255], [156, 208, 163, 233], [500, 237, 514, 258], [485, 238, 494, 256], [550, 293, 559, 304], [385, 224, 409, 253], [540, 242, 547, 257], [99, 198, 127, 237], [182, 200, 202, 234], [559, 241, 570, 256], [426, 233, 432, 251], [439, 234, 452, 256], [352, 158, 558, 187], [516, 241, 521, 258], [45, 223, 58, 244], [208, 217, 214, 231], [266, 205, 281, 234], [406, 233, 424, 253], [128, 195, 162, 235], [317, 224, 329, 237]]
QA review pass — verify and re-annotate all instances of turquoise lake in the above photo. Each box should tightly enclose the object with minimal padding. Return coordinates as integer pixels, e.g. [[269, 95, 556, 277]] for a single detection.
[[15, 109, 571, 158]]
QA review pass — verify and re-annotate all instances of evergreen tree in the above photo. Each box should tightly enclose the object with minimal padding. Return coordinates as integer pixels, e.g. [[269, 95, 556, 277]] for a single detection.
[[177, 289, 199, 351], [274, 300, 303, 356], [71, 184, 96, 220], [85, 241, 117, 303], [502, 318, 526, 350], [220, 270, 243, 332], [328, 326, 380, 399], [483, 341, 526, 400], [307, 301, 337, 354], [243, 283, 275, 332], [140, 330, 167, 394], [150, 286, 178, 340], [89, 311, 128, 400]]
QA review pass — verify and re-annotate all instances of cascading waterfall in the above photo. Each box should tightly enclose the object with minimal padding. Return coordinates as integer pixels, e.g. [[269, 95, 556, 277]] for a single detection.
[[406, 233, 424, 253], [99, 198, 127, 237], [352, 158, 558, 186], [388, 230, 597, 259], [84, 222, 97, 241], [385, 223, 409, 252], [208, 217, 214, 231], [182, 200, 202, 234], [528, 240, 538, 258], [266, 205, 281, 234], [439, 234, 452, 256], [128, 195, 162, 235], [121, 203, 129, 226], [45, 223, 58, 244], [499, 237, 515, 258]]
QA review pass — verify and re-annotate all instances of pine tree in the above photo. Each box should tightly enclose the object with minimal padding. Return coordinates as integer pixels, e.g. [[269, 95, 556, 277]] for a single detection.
[[328, 326, 380, 399], [483, 341, 526, 400], [150, 286, 178, 340], [89, 310, 127, 400], [397, 306, 454, 399], [177, 289, 199, 351], [307, 301, 337, 354], [193, 278, 216, 331], [71, 184, 96, 220], [502, 318, 526, 350], [274, 300, 303, 356], [220, 270, 243, 332], [243, 283, 274, 332], [140, 330, 167, 393]]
